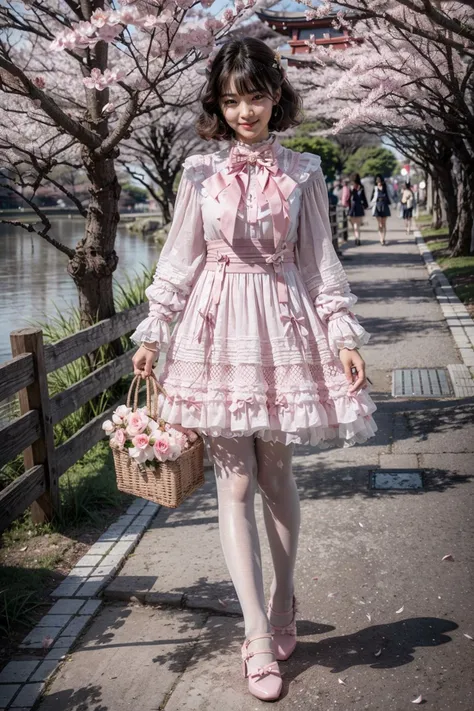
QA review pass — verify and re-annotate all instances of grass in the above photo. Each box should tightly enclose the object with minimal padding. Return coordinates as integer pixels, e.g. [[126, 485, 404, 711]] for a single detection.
[[419, 226, 474, 310]]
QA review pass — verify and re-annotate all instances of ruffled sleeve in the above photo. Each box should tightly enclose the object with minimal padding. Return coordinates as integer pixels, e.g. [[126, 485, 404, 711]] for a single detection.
[[296, 162, 371, 358], [130, 156, 206, 348]]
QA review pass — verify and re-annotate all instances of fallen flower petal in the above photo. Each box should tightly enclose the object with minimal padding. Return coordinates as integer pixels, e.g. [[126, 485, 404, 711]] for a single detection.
[[374, 648, 382, 657], [464, 633, 473, 640], [218, 598, 227, 607], [395, 605, 404, 614], [366, 613, 372, 622], [411, 695, 423, 704], [358, 522, 364, 528], [42, 635, 54, 649], [338, 677, 346, 685], [442, 554, 454, 561], [313, 576, 319, 581]]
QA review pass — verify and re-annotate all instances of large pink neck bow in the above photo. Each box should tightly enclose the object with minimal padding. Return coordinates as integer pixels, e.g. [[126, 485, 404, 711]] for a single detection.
[[202, 141, 297, 248]]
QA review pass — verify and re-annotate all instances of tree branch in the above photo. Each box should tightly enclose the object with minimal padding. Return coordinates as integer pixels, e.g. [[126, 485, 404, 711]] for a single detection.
[[0, 56, 100, 149]]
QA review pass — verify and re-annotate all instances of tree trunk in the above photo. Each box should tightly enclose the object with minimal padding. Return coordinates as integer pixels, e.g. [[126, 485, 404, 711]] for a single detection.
[[67, 151, 120, 329], [449, 158, 474, 257], [432, 178, 443, 229], [435, 166, 457, 236]]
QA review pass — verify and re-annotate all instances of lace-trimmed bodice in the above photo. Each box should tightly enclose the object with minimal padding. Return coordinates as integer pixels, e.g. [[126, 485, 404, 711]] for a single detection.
[[182, 135, 322, 243]]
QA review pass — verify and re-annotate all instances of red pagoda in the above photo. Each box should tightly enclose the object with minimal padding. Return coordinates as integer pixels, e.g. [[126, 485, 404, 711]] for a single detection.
[[256, 8, 360, 60]]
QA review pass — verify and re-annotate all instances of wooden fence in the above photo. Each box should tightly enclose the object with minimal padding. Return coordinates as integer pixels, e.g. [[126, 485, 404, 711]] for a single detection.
[[329, 205, 349, 255], [0, 302, 148, 532]]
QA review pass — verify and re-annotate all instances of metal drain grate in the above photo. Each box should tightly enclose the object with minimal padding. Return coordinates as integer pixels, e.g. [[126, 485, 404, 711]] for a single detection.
[[392, 368, 452, 397], [369, 470, 424, 490]]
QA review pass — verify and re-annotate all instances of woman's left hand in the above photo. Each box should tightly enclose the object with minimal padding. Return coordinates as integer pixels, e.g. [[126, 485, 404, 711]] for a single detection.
[[339, 347, 367, 394]]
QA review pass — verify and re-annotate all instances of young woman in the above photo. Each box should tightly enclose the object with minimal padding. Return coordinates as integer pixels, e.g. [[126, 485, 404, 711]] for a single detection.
[[348, 173, 369, 246], [371, 174, 391, 245], [131, 38, 378, 702], [401, 182, 415, 235]]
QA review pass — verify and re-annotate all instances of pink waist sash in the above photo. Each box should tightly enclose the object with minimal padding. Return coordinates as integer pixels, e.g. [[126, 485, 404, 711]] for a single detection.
[[205, 238, 294, 309], [197, 239, 299, 344]]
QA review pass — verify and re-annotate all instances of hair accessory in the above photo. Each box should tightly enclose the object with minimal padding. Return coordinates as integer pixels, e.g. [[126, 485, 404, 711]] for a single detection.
[[272, 51, 288, 78]]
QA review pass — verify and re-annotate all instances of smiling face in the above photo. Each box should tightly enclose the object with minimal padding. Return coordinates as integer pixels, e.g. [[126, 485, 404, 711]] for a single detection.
[[219, 74, 280, 145]]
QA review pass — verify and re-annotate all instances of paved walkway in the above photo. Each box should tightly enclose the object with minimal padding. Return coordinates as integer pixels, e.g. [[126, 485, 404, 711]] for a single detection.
[[37, 218, 474, 710]]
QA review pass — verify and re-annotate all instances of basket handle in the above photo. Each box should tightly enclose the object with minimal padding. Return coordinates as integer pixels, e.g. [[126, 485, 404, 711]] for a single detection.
[[126, 372, 167, 421]]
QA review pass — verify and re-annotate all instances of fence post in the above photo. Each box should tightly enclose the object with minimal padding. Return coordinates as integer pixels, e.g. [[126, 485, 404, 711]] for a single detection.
[[10, 328, 59, 523], [329, 205, 343, 257]]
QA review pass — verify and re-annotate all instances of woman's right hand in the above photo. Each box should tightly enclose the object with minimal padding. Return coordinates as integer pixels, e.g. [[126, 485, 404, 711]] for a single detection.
[[132, 343, 159, 377]]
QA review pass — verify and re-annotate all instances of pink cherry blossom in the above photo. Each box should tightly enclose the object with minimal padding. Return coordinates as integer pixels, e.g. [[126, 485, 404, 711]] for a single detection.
[[90, 9, 110, 28]]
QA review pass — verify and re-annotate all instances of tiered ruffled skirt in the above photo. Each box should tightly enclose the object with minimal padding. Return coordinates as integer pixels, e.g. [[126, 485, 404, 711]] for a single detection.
[[155, 263, 378, 447]]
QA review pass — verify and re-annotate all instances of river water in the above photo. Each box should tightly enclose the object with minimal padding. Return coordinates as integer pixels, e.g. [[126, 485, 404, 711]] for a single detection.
[[0, 218, 159, 364]]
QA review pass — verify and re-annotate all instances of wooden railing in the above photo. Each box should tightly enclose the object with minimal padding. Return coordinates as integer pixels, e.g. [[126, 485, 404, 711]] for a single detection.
[[329, 205, 349, 256], [0, 302, 148, 532]]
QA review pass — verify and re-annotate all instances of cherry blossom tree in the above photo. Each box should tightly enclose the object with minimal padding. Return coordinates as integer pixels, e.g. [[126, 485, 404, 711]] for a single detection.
[[0, 0, 254, 327], [297, 3, 474, 255]]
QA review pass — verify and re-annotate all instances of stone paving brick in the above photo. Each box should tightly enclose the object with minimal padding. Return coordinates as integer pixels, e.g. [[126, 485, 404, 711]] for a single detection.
[[132, 513, 155, 527], [126, 499, 147, 515], [99, 553, 125, 570], [48, 599, 84, 615], [78, 599, 102, 616], [75, 577, 108, 598], [50, 581, 82, 598], [36, 614, 72, 628], [86, 541, 115, 556], [52, 636, 76, 650], [61, 615, 92, 638], [0, 661, 40, 684], [9, 682, 44, 708], [29, 661, 59, 683], [94, 564, 117, 578], [19, 626, 61, 649], [73, 554, 103, 568], [0, 684, 21, 708], [108, 540, 137, 557], [67, 567, 94, 580]]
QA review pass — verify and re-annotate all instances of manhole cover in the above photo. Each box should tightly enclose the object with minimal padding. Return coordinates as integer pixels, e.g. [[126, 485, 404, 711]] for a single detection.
[[392, 368, 452, 397], [369, 470, 424, 490]]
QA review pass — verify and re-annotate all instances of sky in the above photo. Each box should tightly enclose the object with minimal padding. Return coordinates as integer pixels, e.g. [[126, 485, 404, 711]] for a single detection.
[[212, 0, 304, 17]]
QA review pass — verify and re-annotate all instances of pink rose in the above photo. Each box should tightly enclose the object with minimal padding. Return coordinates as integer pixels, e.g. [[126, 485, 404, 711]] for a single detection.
[[153, 433, 181, 462], [112, 428, 126, 448], [132, 433, 150, 450], [126, 411, 149, 437]]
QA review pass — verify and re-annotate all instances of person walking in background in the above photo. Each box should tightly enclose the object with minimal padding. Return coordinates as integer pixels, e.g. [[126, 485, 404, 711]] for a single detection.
[[401, 182, 415, 235], [340, 178, 350, 212], [328, 183, 338, 206], [371, 174, 391, 245], [348, 173, 368, 246]]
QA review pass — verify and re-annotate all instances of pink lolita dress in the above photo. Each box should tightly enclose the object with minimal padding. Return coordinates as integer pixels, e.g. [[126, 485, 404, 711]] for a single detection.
[[131, 133, 378, 448]]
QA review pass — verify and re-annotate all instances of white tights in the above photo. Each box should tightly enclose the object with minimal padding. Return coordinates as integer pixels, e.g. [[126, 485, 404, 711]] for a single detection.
[[207, 435, 301, 652]]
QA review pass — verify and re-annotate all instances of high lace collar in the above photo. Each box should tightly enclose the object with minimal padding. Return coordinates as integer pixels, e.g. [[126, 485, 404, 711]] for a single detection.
[[230, 132, 281, 154]]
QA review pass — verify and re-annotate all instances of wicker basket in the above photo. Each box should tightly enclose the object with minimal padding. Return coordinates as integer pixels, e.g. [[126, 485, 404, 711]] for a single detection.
[[111, 374, 205, 508]]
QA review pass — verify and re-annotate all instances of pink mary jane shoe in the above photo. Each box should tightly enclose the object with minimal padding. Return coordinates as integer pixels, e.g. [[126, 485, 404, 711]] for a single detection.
[[241, 633, 283, 701], [267, 595, 298, 661]]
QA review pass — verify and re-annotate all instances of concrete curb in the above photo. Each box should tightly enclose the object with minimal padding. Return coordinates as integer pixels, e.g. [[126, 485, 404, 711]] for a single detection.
[[414, 228, 474, 396], [0, 498, 160, 710]]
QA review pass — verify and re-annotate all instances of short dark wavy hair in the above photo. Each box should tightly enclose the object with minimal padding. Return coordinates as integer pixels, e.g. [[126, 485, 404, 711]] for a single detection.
[[196, 38, 303, 141]]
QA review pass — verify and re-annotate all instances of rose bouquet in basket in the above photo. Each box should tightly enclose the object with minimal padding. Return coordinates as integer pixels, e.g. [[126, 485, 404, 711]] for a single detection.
[[102, 405, 198, 464], [105, 374, 205, 509]]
